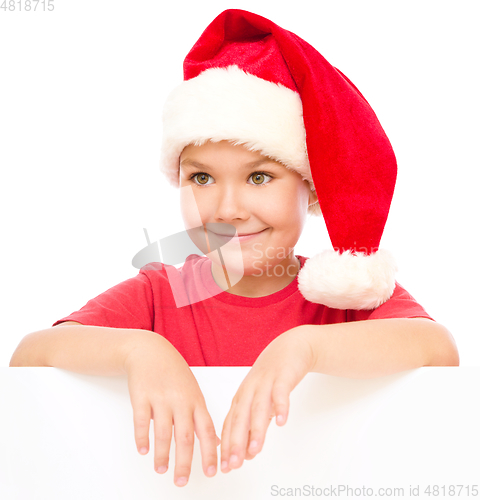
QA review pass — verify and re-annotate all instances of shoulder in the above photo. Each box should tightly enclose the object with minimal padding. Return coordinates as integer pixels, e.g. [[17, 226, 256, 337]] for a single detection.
[[366, 281, 434, 321], [137, 254, 209, 296], [139, 254, 207, 278]]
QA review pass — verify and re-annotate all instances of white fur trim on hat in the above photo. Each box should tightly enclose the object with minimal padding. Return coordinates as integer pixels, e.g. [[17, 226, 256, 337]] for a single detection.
[[297, 249, 398, 310], [160, 65, 312, 189]]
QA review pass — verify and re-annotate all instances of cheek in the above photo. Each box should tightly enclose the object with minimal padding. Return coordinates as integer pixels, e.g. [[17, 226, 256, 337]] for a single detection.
[[179, 185, 204, 229], [263, 184, 309, 221]]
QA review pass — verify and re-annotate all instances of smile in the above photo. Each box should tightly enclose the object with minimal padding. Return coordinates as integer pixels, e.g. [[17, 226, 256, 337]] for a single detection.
[[212, 228, 267, 242]]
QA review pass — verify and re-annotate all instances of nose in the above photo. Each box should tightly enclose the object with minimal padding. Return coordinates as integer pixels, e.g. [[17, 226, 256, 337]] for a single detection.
[[213, 186, 250, 221]]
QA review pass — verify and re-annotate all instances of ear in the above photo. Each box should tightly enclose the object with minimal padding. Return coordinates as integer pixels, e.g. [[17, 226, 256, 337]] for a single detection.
[[308, 188, 318, 207]]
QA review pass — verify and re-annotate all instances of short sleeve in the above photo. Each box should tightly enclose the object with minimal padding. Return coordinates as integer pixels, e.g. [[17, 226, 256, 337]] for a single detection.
[[52, 271, 155, 330], [348, 282, 435, 322]]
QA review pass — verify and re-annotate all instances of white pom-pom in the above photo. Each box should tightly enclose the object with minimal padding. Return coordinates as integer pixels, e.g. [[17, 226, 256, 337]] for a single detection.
[[297, 249, 398, 310]]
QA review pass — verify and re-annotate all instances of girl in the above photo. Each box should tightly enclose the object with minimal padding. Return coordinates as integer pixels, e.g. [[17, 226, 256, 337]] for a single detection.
[[10, 9, 459, 489]]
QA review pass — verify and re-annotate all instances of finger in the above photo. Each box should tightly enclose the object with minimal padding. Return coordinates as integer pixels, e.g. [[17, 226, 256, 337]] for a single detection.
[[223, 399, 252, 470], [172, 410, 196, 487], [193, 406, 219, 478], [245, 391, 275, 458], [152, 408, 173, 475], [244, 430, 257, 460], [220, 409, 233, 473], [132, 401, 152, 456], [271, 380, 291, 426]]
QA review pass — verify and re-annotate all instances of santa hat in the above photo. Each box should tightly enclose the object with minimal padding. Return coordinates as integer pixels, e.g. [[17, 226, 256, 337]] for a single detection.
[[160, 9, 398, 310]]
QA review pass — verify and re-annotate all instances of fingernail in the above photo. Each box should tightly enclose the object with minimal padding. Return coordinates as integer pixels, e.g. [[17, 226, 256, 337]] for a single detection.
[[249, 440, 258, 451], [207, 465, 216, 476], [221, 460, 229, 471], [229, 454, 238, 467], [175, 476, 188, 487], [276, 414, 285, 424], [156, 465, 167, 474], [139, 447, 148, 455]]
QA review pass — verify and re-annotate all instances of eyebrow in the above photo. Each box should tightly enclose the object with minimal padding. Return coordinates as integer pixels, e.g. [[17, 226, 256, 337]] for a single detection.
[[179, 158, 282, 170]]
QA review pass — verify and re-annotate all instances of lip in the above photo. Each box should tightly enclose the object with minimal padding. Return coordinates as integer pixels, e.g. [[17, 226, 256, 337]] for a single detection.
[[212, 228, 267, 241]]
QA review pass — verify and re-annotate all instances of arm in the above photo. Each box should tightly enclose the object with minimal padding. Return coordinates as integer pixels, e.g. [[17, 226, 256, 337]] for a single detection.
[[299, 318, 460, 379], [9, 321, 151, 375], [219, 318, 459, 471], [9, 322, 219, 487]]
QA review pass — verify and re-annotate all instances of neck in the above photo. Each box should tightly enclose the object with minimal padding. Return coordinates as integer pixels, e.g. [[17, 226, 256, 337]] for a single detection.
[[211, 254, 300, 298]]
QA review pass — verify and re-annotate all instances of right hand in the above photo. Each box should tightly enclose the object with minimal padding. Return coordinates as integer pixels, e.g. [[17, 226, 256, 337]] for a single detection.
[[124, 332, 220, 487]]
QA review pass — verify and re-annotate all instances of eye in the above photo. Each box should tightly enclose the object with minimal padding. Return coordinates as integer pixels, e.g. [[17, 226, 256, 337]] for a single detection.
[[249, 172, 272, 186], [189, 171, 273, 186], [189, 172, 212, 185]]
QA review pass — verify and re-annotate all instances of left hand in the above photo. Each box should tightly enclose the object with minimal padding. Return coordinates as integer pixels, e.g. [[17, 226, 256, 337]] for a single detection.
[[220, 326, 315, 473]]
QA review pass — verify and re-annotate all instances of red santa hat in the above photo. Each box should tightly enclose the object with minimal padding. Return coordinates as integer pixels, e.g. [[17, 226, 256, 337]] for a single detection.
[[160, 9, 398, 310]]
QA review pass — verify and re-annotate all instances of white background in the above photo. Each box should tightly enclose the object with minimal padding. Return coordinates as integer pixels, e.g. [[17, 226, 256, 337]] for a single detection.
[[1, 0, 479, 366]]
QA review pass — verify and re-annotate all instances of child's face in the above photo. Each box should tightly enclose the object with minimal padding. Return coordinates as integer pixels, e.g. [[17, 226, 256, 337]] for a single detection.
[[178, 140, 317, 280]]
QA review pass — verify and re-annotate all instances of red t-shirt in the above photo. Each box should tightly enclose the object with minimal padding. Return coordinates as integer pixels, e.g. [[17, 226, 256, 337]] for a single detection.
[[53, 254, 434, 366]]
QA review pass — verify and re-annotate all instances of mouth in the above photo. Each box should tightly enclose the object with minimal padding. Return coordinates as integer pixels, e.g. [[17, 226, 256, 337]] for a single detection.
[[212, 228, 268, 241]]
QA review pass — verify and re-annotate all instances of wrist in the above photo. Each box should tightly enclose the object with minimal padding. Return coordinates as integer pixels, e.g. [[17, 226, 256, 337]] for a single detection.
[[301, 324, 327, 373], [122, 329, 176, 374], [287, 325, 320, 373]]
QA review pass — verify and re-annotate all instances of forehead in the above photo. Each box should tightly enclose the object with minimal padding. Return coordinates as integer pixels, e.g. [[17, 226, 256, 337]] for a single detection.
[[180, 140, 277, 162], [180, 143, 287, 170], [179, 157, 285, 171]]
